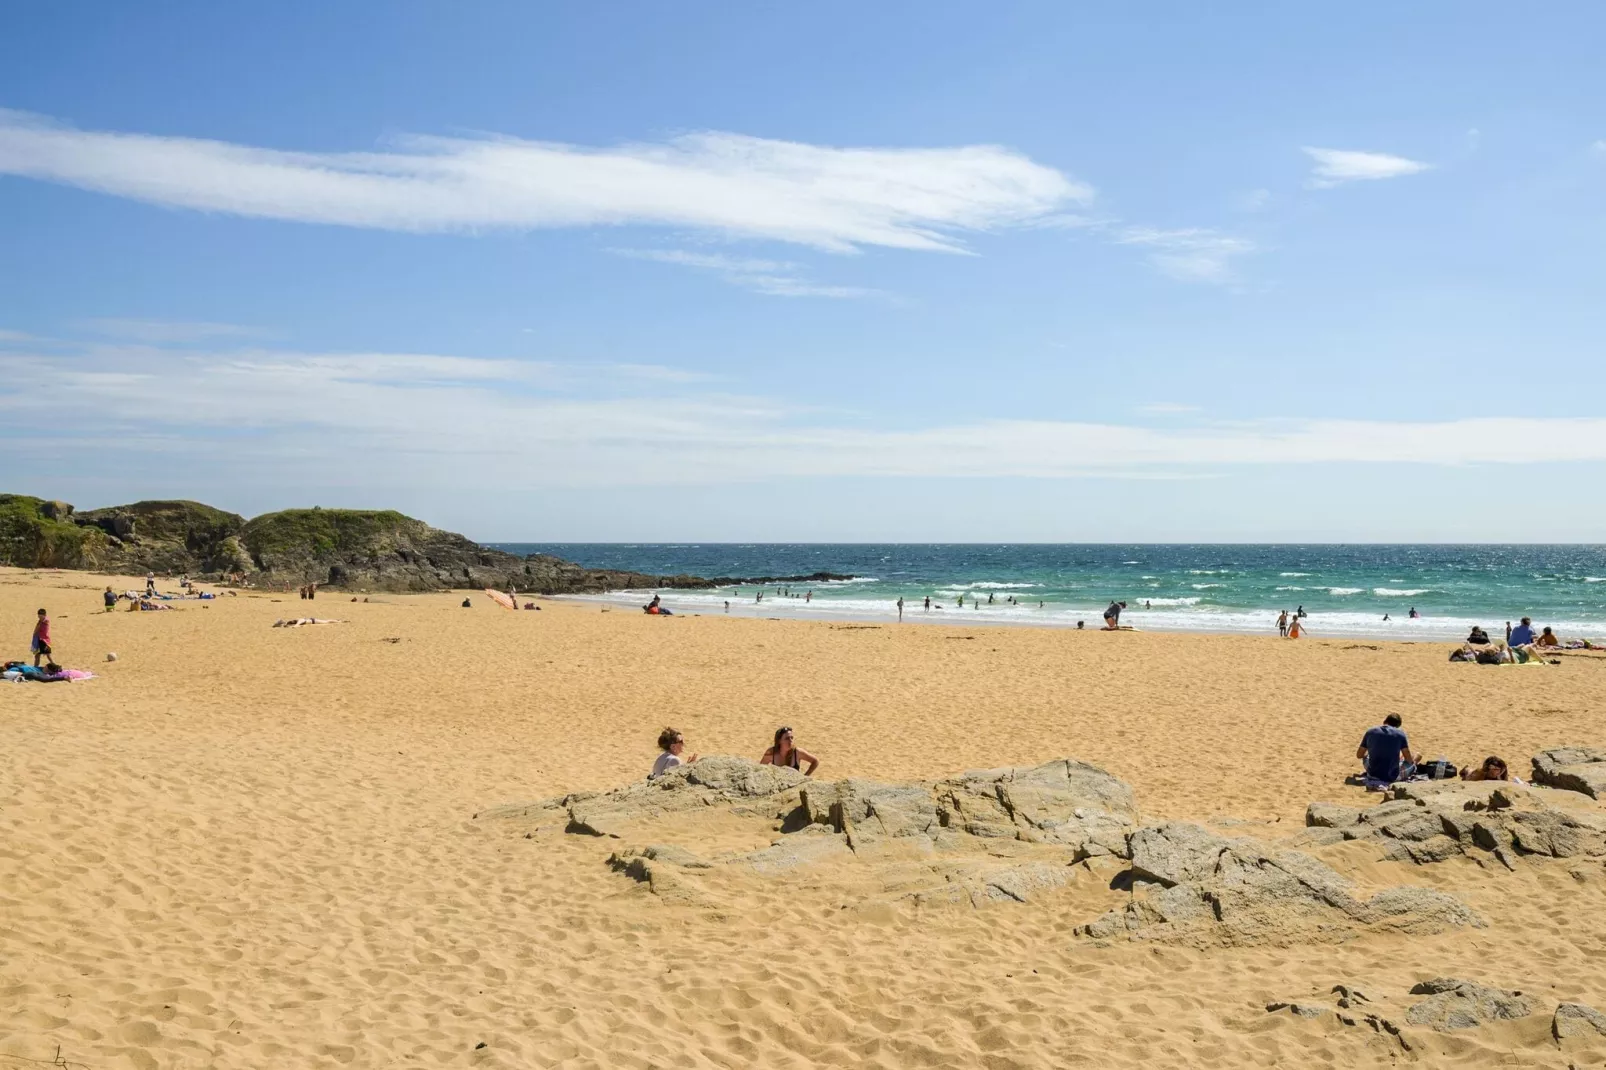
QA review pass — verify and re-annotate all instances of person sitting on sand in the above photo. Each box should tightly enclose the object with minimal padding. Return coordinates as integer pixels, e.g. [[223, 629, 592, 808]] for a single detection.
[[650, 727, 698, 778], [644, 595, 662, 614], [1508, 617, 1536, 647], [759, 726, 819, 776], [1536, 626, 1560, 647], [1103, 601, 1127, 630], [1357, 713, 1414, 790], [1460, 755, 1515, 782], [1466, 626, 1491, 645]]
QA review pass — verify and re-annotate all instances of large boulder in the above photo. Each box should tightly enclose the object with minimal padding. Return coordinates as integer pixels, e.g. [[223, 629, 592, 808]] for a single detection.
[[799, 758, 1137, 858], [1532, 747, 1606, 799], [1079, 822, 1482, 945]]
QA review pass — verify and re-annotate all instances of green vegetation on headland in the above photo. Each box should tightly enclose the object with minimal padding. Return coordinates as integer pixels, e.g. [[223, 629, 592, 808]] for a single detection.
[[0, 496, 705, 594]]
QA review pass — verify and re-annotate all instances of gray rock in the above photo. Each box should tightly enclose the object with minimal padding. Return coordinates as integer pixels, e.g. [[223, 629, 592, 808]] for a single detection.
[[1532, 747, 1606, 799], [1405, 979, 1537, 1031], [1554, 1002, 1606, 1040], [1267, 1001, 1329, 1019], [565, 757, 807, 837], [1306, 802, 1363, 829], [801, 779, 939, 841], [1331, 781, 1606, 867], [1080, 823, 1482, 945], [933, 759, 1139, 854]]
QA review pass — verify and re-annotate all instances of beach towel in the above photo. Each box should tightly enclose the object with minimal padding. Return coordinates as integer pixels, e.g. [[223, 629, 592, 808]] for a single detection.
[[484, 589, 516, 610]]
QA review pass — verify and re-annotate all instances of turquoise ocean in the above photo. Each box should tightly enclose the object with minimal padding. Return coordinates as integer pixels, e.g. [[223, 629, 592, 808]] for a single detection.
[[492, 544, 1606, 641]]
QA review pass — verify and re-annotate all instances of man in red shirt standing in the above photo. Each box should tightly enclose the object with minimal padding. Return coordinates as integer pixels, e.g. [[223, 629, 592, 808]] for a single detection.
[[31, 608, 52, 667]]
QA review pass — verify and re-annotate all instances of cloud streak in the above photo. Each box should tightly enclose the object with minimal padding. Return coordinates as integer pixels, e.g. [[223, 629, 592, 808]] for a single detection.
[[0, 109, 1089, 254], [1302, 147, 1431, 188], [611, 248, 880, 298], [1115, 227, 1256, 284], [4, 341, 1603, 489]]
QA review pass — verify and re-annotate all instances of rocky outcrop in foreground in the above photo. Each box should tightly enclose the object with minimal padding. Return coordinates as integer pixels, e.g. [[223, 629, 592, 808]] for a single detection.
[[0, 494, 714, 593], [1263, 978, 1601, 1053], [1303, 777, 1606, 869], [481, 756, 1482, 945]]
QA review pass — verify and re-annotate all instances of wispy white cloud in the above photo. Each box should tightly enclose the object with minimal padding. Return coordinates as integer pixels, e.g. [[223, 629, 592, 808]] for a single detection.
[[611, 247, 879, 299], [1590, 139, 1606, 158], [1137, 402, 1201, 414], [0, 328, 38, 343], [0, 108, 1089, 254], [1236, 188, 1271, 213], [1115, 227, 1256, 284], [3, 340, 1603, 488], [1302, 147, 1432, 188], [82, 318, 258, 343]]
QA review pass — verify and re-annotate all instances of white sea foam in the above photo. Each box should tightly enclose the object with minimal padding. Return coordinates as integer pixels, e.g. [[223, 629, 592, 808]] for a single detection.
[[566, 589, 1606, 641], [1275, 586, 1306, 591], [1324, 587, 1363, 595], [1140, 575, 1157, 580], [955, 581, 1043, 590], [1374, 588, 1432, 597], [1587, 577, 1606, 583], [1191, 584, 1223, 589], [1186, 570, 1222, 575], [1279, 572, 1311, 577]]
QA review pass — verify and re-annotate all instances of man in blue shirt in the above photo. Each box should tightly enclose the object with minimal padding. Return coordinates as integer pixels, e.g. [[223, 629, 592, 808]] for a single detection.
[[1507, 617, 1536, 647], [1357, 713, 1414, 790]]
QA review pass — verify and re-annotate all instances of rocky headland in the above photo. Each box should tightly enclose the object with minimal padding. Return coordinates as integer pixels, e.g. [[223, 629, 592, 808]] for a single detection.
[[0, 493, 766, 594]]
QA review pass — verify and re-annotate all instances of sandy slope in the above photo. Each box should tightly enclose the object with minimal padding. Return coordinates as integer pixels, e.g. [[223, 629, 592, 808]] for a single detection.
[[3, 566, 1606, 1069]]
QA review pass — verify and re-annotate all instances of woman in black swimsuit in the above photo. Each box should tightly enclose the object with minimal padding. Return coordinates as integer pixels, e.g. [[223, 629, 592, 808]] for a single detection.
[[760, 726, 819, 776]]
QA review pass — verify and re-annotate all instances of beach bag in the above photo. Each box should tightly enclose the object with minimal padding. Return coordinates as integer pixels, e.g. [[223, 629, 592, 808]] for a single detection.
[[1419, 759, 1457, 781]]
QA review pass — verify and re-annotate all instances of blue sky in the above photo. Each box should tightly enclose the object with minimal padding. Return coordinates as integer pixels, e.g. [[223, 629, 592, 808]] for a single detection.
[[3, 3, 1605, 541]]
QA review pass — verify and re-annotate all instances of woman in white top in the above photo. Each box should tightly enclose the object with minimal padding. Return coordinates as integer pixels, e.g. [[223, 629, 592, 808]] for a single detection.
[[650, 727, 698, 779]]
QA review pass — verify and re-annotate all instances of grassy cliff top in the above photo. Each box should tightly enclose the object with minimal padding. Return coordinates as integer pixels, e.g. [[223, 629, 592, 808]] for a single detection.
[[240, 508, 438, 558]]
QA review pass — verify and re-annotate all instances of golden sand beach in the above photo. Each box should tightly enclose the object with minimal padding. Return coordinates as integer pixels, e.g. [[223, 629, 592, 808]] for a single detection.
[[5, 566, 1606, 1068]]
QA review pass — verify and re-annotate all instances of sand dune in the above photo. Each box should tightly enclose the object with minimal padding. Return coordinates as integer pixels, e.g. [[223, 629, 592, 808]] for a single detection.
[[4, 566, 1606, 1068]]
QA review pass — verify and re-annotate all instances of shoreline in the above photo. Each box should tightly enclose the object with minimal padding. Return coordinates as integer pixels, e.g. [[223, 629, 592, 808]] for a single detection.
[[561, 588, 1560, 644]]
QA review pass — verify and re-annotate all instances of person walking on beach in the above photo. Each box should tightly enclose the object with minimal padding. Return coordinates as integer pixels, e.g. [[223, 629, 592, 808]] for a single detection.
[[145, 572, 156, 597], [805, 591, 812, 603], [30, 608, 52, 667], [1296, 604, 1306, 619], [897, 596, 904, 621], [103, 586, 118, 613], [924, 595, 931, 611], [1277, 610, 1289, 637]]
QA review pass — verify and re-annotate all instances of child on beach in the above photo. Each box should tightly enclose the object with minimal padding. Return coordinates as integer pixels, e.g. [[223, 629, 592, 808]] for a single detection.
[[31, 608, 52, 667]]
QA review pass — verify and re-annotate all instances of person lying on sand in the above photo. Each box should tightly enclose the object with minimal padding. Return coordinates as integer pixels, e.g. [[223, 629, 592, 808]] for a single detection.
[[1460, 755, 1522, 783], [1357, 713, 1414, 791], [650, 727, 698, 779], [272, 618, 343, 627], [760, 726, 819, 776]]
